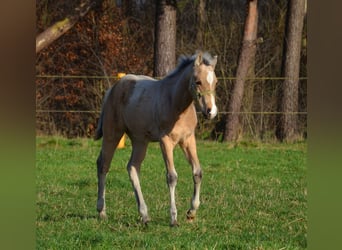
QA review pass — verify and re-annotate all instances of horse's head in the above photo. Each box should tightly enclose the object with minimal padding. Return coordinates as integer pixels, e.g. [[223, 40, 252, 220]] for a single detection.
[[190, 52, 218, 119]]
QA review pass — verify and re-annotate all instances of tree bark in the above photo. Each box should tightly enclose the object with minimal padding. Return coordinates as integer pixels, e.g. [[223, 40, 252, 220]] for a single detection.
[[276, 0, 305, 142], [224, 0, 258, 142], [153, 0, 177, 77], [36, 0, 98, 53], [196, 0, 206, 48]]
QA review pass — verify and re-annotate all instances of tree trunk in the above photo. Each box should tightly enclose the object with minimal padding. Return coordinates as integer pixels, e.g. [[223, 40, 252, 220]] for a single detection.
[[276, 0, 305, 142], [196, 0, 206, 48], [224, 0, 258, 142], [36, 0, 98, 53], [153, 0, 177, 77]]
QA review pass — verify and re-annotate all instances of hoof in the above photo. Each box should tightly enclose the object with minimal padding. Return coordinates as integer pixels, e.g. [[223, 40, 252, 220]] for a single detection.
[[98, 211, 107, 220], [142, 216, 151, 225], [170, 221, 179, 227], [186, 210, 196, 222], [186, 217, 195, 223]]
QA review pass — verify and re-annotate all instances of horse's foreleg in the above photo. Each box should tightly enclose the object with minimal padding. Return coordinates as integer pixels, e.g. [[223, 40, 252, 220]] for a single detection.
[[160, 136, 178, 226], [167, 169, 178, 226], [127, 141, 150, 224], [187, 166, 202, 221], [180, 134, 202, 222]]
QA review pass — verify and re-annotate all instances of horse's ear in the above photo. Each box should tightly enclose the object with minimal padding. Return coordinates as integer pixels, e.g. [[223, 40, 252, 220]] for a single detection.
[[212, 55, 218, 68], [194, 52, 203, 66]]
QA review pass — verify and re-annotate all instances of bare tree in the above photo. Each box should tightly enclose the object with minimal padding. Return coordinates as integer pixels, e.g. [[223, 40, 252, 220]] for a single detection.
[[153, 0, 177, 77], [276, 0, 306, 142], [224, 0, 259, 142], [36, 0, 100, 53]]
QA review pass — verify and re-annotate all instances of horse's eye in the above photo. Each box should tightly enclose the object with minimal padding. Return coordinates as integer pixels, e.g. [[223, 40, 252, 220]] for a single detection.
[[196, 81, 201, 85]]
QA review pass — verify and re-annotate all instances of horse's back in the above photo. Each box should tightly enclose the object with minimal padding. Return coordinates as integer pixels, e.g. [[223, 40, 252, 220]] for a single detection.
[[125, 74, 156, 82]]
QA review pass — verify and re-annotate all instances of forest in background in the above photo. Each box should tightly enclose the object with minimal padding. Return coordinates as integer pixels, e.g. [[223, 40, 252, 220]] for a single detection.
[[35, 0, 307, 141]]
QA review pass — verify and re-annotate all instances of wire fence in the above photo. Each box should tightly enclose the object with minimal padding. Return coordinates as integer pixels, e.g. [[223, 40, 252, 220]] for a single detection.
[[36, 75, 308, 80], [35, 110, 307, 115], [36, 75, 307, 115], [36, 75, 307, 138]]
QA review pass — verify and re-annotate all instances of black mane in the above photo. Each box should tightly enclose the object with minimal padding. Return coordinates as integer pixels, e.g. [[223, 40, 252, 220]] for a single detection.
[[164, 55, 194, 79], [163, 51, 215, 80]]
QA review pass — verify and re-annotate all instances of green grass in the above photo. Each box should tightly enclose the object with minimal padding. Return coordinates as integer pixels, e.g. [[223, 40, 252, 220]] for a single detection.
[[36, 136, 307, 249]]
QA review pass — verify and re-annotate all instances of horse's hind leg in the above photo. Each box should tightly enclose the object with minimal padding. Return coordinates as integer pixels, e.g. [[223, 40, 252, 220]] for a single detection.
[[96, 131, 124, 219], [180, 134, 202, 222], [126, 141, 150, 224]]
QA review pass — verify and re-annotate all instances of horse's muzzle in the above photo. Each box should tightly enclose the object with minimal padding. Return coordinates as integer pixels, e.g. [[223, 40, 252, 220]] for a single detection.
[[205, 105, 217, 119], [203, 108, 217, 119]]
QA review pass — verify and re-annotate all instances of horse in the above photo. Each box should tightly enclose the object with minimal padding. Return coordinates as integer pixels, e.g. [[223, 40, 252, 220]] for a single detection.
[[94, 51, 218, 226]]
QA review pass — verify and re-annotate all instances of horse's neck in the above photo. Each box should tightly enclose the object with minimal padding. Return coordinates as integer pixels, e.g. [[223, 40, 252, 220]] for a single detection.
[[171, 66, 193, 112]]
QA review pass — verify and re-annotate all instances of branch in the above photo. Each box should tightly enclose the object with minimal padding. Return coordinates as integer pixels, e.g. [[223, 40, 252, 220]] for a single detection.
[[36, 0, 97, 53]]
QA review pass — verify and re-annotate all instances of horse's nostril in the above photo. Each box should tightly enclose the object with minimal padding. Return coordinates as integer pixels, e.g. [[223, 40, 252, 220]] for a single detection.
[[207, 108, 211, 114]]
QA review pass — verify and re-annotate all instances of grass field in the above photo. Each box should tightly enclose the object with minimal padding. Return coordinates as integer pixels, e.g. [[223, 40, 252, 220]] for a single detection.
[[36, 136, 307, 249]]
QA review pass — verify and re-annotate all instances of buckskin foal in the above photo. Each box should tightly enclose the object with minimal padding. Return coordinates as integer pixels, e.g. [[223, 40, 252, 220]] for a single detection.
[[95, 51, 218, 226]]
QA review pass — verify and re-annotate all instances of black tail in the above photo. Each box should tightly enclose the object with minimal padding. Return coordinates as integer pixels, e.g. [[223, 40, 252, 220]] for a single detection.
[[94, 84, 115, 140], [94, 110, 103, 140]]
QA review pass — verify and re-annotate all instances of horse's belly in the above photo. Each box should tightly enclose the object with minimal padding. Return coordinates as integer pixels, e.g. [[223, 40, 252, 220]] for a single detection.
[[144, 129, 160, 142], [127, 126, 160, 142], [123, 111, 160, 141]]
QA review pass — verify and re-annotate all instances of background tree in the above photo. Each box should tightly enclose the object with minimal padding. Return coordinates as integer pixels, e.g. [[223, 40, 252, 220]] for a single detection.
[[35, 0, 307, 139], [153, 0, 177, 77], [224, 0, 259, 142], [35, 0, 155, 137], [276, 0, 306, 142], [36, 0, 101, 53], [196, 0, 206, 48]]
